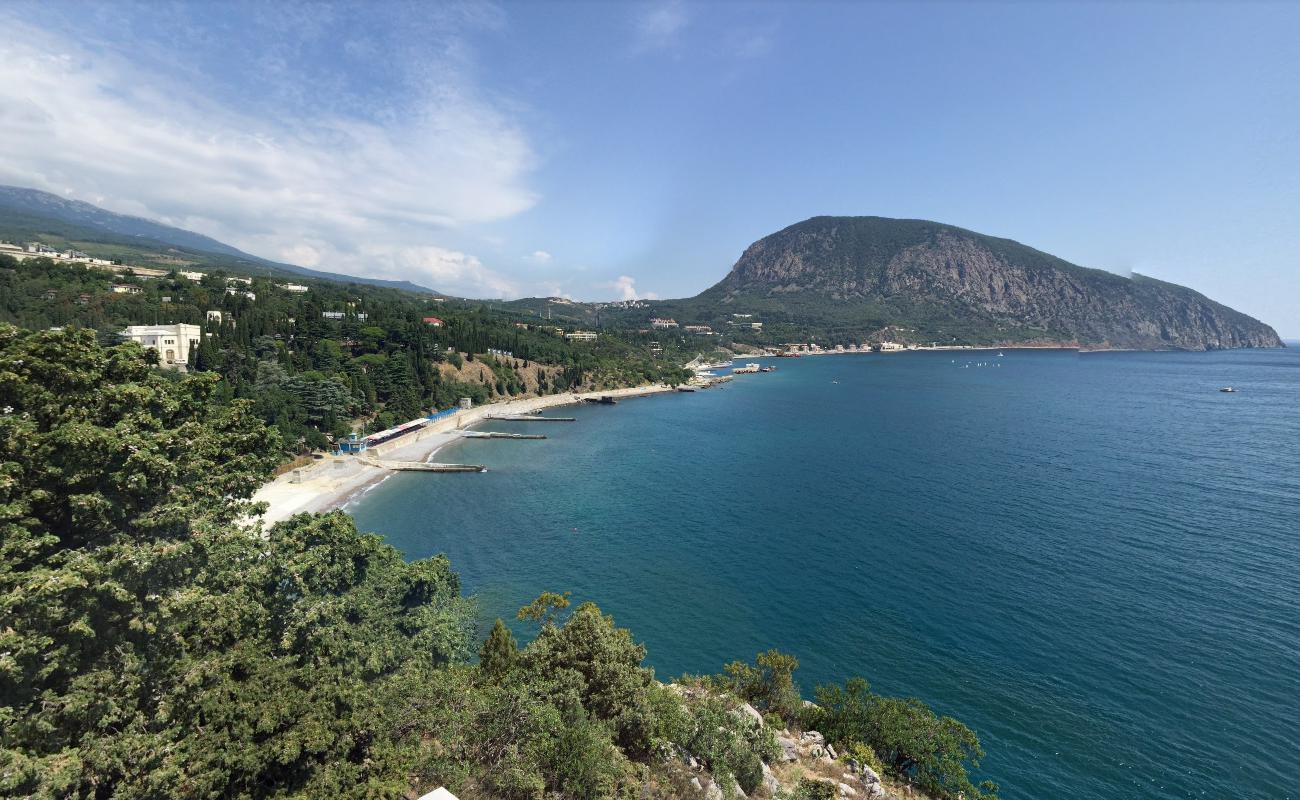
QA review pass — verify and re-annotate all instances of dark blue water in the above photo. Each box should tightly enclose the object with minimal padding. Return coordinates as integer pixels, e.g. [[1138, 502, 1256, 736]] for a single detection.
[[349, 348, 1300, 799]]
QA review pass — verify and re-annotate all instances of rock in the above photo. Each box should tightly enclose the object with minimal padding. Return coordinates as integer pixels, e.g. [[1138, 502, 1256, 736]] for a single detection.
[[866, 785, 886, 799], [687, 755, 700, 770], [837, 782, 857, 797], [761, 762, 781, 796], [777, 736, 799, 762], [859, 766, 881, 785], [800, 731, 826, 746], [808, 744, 827, 759], [705, 781, 723, 800], [731, 778, 747, 798], [825, 743, 838, 760], [735, 702, 764, 727], [690, 777, 703, 792]]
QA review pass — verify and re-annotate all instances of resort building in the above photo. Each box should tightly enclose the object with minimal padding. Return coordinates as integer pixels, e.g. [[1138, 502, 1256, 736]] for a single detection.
[[423, 317, 444, 326], [111, 284, 143, 295], [279, 283, 309, 293], [683, 325, 713, 334], [179, 270, 205, 281], [565, 330, 598, 341], [650, 317, 678, 329], [322, 311, 345, 320], [119, 323, 202, 370]]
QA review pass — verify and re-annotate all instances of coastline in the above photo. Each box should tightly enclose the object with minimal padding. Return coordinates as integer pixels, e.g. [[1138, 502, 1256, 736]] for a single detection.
[[250, 383, 676, 525]]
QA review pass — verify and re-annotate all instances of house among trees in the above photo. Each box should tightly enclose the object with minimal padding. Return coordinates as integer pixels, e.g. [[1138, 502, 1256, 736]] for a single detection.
[[422, 316, 444, 326], [119, 323, 203, 369]]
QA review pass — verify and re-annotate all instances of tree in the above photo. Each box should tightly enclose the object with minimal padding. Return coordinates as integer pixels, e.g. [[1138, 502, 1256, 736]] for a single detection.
[[810, 678, 997, 800], [479, 618, 518, 679], [720, 649, 802, 722]]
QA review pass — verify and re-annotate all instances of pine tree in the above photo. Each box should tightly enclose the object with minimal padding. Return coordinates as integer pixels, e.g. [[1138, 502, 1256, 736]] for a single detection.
[[478, 618, 518, 679]]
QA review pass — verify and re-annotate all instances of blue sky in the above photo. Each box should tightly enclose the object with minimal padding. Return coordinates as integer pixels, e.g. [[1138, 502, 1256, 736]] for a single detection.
[[1, 1, 1297, 335]]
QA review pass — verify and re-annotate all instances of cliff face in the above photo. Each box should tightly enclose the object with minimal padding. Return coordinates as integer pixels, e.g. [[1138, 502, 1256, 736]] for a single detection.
[[702, 217, 1283, 350]]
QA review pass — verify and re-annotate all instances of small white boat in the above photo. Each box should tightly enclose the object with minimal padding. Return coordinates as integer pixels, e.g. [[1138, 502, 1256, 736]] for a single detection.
[[1219, 387, 1237, 393]]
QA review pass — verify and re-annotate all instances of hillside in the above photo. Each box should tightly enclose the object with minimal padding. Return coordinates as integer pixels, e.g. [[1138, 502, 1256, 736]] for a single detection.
[[682, 216, 1282, 350], [0, 185, 436, 294]]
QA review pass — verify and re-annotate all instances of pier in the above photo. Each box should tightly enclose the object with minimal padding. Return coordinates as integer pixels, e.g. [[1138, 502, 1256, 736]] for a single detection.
[[484, 414, 576, 422], [461, 431, 547, 439], [358, 455, 486, 473]]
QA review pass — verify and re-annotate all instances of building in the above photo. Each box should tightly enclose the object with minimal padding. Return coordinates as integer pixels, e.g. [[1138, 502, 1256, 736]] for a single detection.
[[683, 325, 713, 335], [179, 270, 205, 281], [42, 289, 57, 301], [119, 323, 202, 369], [650, 317, 678, 329], [422, 317, 444, 327], [565, 330, 598, 341], [279, 283, 309, 293], [225, 287, 256, 301], [111, 284, 143, 295], [322, 311, 345, 320], [206, 310, 224, 324]]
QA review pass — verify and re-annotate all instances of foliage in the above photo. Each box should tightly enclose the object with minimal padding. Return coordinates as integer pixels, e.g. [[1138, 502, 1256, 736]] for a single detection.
[[479, 618, 519, 679], [0, 327, 474, 798], [809, 677, 998, 800], [719, 649, 803, 723]]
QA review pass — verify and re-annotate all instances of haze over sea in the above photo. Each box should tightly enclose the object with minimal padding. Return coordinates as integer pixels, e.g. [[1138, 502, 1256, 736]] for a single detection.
[[350, 347, 1300, 799]]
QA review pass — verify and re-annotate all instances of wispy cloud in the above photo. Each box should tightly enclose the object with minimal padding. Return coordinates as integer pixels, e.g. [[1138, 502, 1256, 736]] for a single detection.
[[0, 11, 532, 298], [603, 275, 658, 301], [633, 0, 689, 53], [524, 250, 554, 265]]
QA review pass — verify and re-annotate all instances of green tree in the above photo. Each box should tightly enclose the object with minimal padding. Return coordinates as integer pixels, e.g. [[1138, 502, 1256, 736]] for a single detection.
[[479, 617, 519, 679]]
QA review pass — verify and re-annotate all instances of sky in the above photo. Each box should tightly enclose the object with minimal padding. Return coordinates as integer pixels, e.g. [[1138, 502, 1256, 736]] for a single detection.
[[1, 1, 1297, 335]]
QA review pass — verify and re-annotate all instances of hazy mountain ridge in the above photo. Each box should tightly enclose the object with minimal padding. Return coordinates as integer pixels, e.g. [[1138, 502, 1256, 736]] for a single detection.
[[0, 185, 436, 294]]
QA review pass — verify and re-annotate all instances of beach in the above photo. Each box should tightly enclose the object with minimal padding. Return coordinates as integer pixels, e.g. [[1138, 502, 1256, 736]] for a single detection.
[[250, 383, 676, 525]]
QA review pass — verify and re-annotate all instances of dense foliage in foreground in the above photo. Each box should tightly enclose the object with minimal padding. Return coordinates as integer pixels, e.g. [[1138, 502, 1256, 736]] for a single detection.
[[0, 327, 993, 799]]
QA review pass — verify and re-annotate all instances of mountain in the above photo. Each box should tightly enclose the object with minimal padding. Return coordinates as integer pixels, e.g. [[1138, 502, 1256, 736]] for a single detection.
[[0, 185, 436, 294], [683, 216, 1282, 350]]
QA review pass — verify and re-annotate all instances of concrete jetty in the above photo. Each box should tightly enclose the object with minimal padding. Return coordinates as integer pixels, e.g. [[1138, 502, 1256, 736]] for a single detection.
[[484, 414, 576, 422], [461, 431, 547, 439], [357, 455, 486, 473]]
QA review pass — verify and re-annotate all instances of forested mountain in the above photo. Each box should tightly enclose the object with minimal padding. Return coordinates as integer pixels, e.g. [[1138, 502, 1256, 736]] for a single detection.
[[0, 185, 433, 292], [679, 217, 1282, 350]]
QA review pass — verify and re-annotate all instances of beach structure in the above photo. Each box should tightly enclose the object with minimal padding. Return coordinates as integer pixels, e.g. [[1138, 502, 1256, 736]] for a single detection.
[[119, 323, 202, 369]]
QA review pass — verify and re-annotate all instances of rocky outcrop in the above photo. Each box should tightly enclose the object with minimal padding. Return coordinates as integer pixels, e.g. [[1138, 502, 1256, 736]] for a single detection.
[[699, 216, 1283, 351]]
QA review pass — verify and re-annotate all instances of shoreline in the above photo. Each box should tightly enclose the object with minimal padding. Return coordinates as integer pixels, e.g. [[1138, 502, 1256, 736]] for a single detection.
[[250, 383, 677, 525]]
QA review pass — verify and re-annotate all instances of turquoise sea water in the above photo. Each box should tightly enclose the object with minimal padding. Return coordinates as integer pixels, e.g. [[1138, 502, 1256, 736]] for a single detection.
[[349, 347, 1300, 799]]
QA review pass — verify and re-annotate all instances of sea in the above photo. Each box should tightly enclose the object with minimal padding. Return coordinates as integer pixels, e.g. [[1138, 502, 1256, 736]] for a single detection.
[[348, 346, 1300, 799]]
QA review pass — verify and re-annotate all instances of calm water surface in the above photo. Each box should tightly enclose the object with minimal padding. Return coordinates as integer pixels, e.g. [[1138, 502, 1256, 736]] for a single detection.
[[350, 347, 1300, 799]]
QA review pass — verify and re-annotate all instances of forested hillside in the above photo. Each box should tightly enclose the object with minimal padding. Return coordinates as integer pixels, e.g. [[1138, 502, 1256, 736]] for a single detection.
[[0, 254, 691, 453], [0, 327, 996, 800]]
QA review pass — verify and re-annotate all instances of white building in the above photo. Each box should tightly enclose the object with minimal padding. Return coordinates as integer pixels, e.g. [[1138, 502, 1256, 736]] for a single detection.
[[279, 283, 309, 293], [120, 323, 203, 369], [111, 284, 143, 295], [179, 270, 205, 282], [206, 310, 224, 324], [650, 317, 678, 329], [565, 331, 598, 341]]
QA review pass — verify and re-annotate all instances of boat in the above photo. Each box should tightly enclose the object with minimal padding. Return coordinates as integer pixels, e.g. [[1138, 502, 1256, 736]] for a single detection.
[[1219, 387, 1237, 393], [759, 366, 777, 372]]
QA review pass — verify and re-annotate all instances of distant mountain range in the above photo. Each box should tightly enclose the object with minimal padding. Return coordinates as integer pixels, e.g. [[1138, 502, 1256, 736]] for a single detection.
[[0, 185, 436, 294]]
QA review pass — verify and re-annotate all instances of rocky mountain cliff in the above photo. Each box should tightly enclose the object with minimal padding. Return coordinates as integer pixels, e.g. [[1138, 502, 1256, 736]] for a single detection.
[[698, 216, 1282, 350]]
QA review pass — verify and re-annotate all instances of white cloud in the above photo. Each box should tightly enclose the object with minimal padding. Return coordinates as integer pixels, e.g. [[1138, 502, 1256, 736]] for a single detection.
[[604, 275, 659, 301], [524, 250, 554, 264], [0, 20, 537, 297], [634, 1, 689, 52]]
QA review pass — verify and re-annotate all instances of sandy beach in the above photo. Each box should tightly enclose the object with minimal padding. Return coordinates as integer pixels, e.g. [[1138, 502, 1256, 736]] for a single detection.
[[250, 383, 676, 525]]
